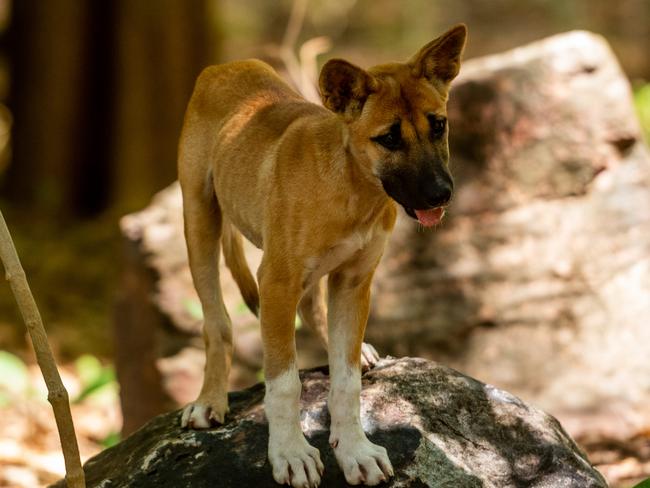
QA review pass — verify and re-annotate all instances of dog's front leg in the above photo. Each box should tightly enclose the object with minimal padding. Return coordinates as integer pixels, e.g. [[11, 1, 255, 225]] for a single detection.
[[259, 261, 324, 488], [299, 278, 380, 371], [327, 269, 394, 486]]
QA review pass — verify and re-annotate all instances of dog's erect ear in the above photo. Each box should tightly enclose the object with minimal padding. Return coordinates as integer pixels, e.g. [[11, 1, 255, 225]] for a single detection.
[[319, 59, 379, 115], [409, 24, 467, 86]]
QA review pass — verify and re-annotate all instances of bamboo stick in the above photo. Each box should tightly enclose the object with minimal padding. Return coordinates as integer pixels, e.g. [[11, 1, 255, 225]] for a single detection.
[[0, 210, 85, 488]]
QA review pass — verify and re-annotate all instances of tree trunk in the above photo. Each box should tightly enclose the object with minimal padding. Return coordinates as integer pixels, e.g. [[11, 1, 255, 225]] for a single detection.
[[4, 0, 216, 219], [5, 0, 95, 217], [111, 0, 216, 215]]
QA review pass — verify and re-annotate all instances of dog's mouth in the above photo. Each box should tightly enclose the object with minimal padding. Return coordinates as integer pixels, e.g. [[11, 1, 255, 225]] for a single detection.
[[404, 206, 446, 227]]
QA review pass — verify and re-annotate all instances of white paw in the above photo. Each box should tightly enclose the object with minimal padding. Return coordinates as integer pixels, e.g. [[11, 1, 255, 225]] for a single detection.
[[180, 398, 228, 429], [330, 434, 393, 486], [360, 343, 380, 372], [269, 436, 324, 488]]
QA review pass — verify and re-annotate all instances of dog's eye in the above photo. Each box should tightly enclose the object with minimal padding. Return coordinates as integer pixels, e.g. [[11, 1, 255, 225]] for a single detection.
[[429, 115, 447, 139], [372, 123, 402, 151]]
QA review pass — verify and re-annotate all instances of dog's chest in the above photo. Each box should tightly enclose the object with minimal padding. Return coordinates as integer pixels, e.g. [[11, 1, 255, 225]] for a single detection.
[[303, 231, 373, 287]]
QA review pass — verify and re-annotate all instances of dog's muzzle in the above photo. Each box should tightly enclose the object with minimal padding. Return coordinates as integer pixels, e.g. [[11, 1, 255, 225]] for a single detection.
[[380, 168, 453, 227]]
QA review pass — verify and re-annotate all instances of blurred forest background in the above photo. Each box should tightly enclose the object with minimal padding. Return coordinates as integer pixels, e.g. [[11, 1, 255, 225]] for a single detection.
[[0, 0, 649, 487]]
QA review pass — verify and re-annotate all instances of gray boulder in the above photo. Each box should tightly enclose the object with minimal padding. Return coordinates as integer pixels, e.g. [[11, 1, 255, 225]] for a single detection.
[[52, 358, 606, 487], [370, 30, 650, 444]]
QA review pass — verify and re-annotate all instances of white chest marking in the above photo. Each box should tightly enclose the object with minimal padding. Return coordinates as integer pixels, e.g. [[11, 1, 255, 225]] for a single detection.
[[303, 232, 372, 288]]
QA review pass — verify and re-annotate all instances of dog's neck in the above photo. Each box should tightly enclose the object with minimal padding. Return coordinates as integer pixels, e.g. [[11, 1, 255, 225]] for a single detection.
[[340, 132, 395, 230]]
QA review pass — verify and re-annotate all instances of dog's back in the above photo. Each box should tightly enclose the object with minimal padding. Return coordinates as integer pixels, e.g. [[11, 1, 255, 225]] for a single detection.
[[179, 59, 335, 248]]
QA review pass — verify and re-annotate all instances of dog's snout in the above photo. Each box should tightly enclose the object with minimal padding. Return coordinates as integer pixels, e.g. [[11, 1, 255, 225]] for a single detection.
[[423, 174, 453, 208], [380, 167, 454, 212], [425, 185, 452, 208]]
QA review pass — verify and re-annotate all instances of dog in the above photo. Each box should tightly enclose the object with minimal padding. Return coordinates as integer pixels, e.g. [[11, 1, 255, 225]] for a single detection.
[[177, 24, 466, 487]]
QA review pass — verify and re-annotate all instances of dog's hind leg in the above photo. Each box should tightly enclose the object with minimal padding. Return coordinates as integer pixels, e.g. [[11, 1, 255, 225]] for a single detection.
[[359, 342, 380, 371], [298, 278, 328, 348], [179, 159, 232, 429], [299, 278, 380, 371]]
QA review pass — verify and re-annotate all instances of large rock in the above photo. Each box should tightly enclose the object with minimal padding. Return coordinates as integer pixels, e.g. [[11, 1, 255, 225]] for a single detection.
[[369, 31, 650, 444], [52, 358, 606, 487]]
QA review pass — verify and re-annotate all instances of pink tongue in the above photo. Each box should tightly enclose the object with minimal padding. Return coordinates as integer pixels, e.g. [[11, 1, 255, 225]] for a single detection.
[[414, 207, 445, 227]]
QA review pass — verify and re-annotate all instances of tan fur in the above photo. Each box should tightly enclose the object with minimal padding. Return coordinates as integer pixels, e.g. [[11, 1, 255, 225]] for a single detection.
[[222, 223, 259, 316], [178, 24, 467, 486]]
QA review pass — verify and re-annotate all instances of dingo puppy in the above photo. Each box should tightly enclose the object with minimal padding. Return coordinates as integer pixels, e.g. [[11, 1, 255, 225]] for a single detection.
[[178, 24, 467, 487]]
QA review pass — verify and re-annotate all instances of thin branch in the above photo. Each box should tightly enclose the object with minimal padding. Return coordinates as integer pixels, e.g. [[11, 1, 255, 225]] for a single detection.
[[281, 0, 308, 54], [278, 0, 330, 104], [0, 210, 85, 488], [299, 36, 332, 100]]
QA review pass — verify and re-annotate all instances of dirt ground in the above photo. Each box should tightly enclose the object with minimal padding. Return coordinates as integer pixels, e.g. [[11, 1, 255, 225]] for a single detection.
[[0, 360, 121, 487]]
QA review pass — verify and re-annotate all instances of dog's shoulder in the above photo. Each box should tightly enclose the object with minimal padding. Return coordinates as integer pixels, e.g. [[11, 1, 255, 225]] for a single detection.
[[198, 59, 275, 83], [189, 59, 308, 124], [195, 60, 296, 100]]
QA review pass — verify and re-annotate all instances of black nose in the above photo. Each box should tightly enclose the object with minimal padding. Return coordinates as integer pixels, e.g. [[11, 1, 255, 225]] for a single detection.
[[423, 178, 453, 208]]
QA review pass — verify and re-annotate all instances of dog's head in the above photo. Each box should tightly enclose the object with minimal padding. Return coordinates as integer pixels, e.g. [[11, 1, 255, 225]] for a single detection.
[[319, 24, 467, 227]]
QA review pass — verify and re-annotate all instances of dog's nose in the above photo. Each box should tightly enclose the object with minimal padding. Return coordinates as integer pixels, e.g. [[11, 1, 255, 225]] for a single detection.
[[423, 178, 453, 208]]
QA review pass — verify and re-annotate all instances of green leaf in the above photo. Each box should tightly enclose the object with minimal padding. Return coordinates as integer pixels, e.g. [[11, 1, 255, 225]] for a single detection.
[[73, 354, 117, 404], [74, 368, 116, 404], [100, 431, 121, 448], [235, 301, 249, 315], [256, 369, 265, 382], [0, 350, 30, 396], [634, 83, 650, 143], [183, 298, 204, 320], [632, 478, 650, 488], [75, 354, 103, 386]]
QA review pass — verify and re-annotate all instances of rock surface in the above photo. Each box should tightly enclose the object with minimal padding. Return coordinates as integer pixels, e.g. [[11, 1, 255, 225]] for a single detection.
[[52, 358, 606, 488]]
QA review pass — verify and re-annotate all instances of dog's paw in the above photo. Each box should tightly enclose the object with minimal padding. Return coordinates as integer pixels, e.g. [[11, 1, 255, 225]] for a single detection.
[[360, 342, 380, 372], [269, 436, 324, 488], [180, 397, 228, 429], [331, 433, 393, 486]]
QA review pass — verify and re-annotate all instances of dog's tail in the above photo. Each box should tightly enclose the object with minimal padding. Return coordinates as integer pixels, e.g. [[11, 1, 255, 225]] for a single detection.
[[222, 222, 260, 317]]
